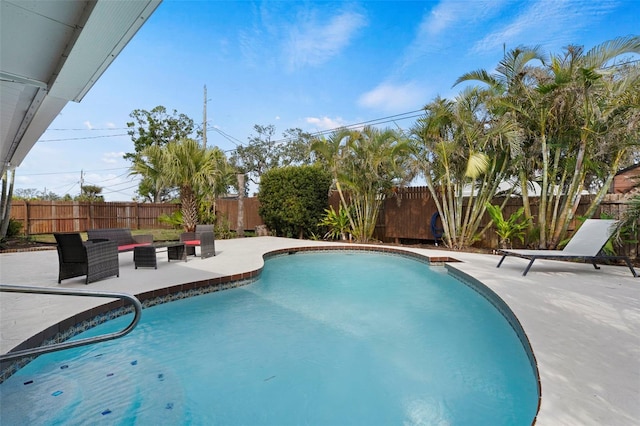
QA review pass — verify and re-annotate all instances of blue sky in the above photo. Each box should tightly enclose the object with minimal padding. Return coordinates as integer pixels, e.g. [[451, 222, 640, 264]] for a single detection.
[[15, 0, 639, 201]]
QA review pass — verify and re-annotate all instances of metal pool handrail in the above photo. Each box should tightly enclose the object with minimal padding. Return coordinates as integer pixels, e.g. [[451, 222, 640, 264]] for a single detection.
[[0, 284, 142, 362]]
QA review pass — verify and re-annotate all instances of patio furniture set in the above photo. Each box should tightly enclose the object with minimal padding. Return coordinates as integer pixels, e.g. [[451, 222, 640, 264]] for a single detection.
[[54, 226, 216, 284]]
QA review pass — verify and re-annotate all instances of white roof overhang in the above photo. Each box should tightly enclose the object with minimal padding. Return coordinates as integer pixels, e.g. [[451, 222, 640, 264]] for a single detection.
[[0, 0, 161, 177]]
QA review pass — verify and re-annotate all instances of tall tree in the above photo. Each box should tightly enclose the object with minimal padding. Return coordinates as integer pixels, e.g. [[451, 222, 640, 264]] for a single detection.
[[230, 124, 314, 187], [125, 106, 198, 202], [455, 45, 547, 226], [311, 128, 356, 233]]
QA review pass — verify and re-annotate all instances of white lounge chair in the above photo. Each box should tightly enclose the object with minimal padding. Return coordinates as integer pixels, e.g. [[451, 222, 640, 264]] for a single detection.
[[496, 219, 638, 277]]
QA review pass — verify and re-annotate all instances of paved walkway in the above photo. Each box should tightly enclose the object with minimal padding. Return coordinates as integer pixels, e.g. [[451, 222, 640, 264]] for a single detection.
[[1, 236, 638, 425]]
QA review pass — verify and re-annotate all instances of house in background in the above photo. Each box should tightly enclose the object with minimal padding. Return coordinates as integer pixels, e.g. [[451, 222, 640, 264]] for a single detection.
[[610, 164, 640, 194]]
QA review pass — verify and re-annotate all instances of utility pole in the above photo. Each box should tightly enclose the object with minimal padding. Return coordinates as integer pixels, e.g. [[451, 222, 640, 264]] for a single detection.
[[203, 85, 207, 149], [80, 169, 84, 196]]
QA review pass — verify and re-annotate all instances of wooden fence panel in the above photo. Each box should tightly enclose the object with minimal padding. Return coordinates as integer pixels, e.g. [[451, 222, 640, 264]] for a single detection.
[[138, 203, 180, 229], [9, 201, 179, 234], [215, 198, 264, 231], [384, 187, 438, 241]]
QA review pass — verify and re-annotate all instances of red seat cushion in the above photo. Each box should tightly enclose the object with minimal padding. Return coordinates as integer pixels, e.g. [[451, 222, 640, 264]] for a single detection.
[[118, 243, 151, 252], [183, 240, 200, 246]]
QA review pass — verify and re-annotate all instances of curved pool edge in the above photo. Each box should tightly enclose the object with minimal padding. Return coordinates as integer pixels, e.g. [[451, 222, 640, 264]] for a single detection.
[[445, 264, 541, 425], [1, 244, 541, 425]]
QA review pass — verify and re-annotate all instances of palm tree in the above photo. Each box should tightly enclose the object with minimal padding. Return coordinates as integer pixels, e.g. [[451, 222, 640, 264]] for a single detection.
[[342, 126, 415, 241], [129, 144, 169, 202], [311, 128, 357, 235], [136, 139, 229, 231], [456, 36, 640, 248], [412, 88, 518, 249], [614, 193, 640, 245], [312, 126, 414, 242]]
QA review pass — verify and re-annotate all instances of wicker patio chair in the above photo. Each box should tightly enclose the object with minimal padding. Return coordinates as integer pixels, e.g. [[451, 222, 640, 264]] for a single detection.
[[54, 233, 120, 284], [180, 224, 216, 259]]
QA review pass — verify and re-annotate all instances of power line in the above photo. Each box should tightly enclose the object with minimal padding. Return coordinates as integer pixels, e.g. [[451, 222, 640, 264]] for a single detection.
[[38, 133, 129, 142], [209, 126, 244, 146], [261, 109, 426, 147], [212, 108, 427, 152], [84, 177, 134, 189], [47, 127, 130, 131], [305, 112, 424, 139], [101, 183, 140, 194], [88, 170, 132, 183], [17, 167, 129, 176]]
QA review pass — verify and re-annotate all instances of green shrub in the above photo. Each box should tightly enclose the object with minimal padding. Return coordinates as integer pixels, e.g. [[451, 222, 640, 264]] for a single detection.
[[486, 203, 529, 249], [158, 210, 183, 229], [7, 219, 23, 237], [258, 166, 331, 239], [319, 205, 351, 240], [214, 216, 234, 239]]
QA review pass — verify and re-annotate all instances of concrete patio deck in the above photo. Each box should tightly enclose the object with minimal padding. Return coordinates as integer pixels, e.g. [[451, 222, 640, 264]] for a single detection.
[[1, 236, 638, 425]]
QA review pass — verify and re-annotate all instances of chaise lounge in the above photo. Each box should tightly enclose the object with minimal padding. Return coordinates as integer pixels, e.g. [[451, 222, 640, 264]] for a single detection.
[[54, 233, 120, 284], [496, 219, 638, 277]]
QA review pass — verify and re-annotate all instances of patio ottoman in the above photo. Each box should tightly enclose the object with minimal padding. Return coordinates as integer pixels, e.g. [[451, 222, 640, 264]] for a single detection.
[[134, 245, 157, 269], [167, 243, 187, 262]]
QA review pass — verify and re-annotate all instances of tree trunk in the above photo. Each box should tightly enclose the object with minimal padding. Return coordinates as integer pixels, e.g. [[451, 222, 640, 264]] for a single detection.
[[539, 133, 549, 249], [237, 173, 245, 238], [181, 186, 198, 232]]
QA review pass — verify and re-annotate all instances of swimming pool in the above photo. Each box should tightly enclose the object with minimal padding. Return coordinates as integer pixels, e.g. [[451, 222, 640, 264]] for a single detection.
[[0, 251, 539, 425]]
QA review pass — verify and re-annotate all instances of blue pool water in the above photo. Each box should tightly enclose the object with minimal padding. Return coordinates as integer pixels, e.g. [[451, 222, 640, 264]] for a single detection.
[[1, 252, 538, 425]]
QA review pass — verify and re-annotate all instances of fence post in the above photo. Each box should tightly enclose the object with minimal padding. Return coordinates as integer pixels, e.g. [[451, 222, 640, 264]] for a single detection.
[[24, 200, 30, 236], [73, 203, 80, 232], [89, 202, 94, 230]]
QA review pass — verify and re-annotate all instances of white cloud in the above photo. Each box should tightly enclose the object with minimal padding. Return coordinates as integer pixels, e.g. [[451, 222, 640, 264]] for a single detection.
[[238, 4, 367, 71], [306, 116, 346, 131], [358, 82, 427, 113], [286, 9, 367, 70], [102, 152, 125, 165], [83, 121, 94, 130], [401, 0, 507, 68], [472, 0, 618, 54], [106, 122, 116, 128]]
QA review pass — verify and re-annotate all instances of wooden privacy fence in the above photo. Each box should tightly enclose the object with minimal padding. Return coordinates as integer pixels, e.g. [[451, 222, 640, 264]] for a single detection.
[[10, 201, 180, 234], [215, 198, 264, 231], [378, 187, 637, 255], [9, 199, 265, 235], [9, 190, 637, 257]]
